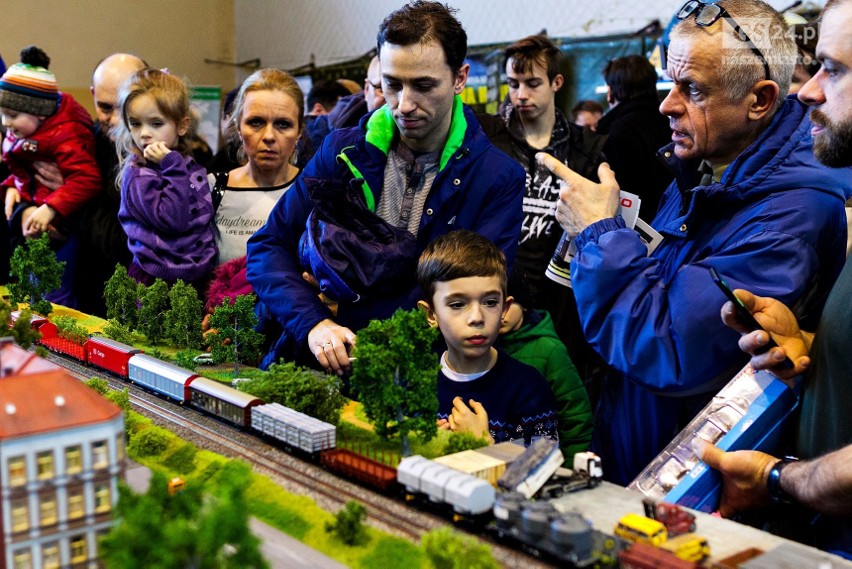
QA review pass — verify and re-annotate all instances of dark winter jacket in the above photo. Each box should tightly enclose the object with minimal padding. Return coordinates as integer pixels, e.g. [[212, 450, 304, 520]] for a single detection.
[[119, 151, 217, 284], [596, 95, 673, 218], [497, 309, 593, 459], [247, 96, 525, 357], [573, 96, 851, 484], [2, 92, 100, 217], [437, 350, 560, 444]]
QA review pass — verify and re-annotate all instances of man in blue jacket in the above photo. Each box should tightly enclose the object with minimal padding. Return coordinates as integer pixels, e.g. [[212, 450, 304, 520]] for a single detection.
[[538, 0, 851, 484], [247, 1, 524, 375]]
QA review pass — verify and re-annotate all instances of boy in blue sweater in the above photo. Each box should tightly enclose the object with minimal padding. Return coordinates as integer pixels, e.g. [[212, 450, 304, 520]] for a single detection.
[[417, 230, 559, 445]]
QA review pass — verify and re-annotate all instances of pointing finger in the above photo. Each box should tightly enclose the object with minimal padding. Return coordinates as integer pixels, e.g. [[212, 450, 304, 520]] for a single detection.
[[536, 152, 584, 186]]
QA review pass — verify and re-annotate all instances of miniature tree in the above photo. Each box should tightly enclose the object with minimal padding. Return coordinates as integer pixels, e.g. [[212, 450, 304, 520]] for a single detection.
[[421, 527, 499, 569], [8, 233, 64, 316], [4, 305, 42, 349], [165, 279, 203, 350], [138, 278, 170, 344], [350, 308, 441, 457], [237, 362, 345, 425], [100, 464, 267, 568], [102, 318, 134, 345], [208, 294, 264, 375], [325, 500, 368, 546], [104, 264, 139, 329]]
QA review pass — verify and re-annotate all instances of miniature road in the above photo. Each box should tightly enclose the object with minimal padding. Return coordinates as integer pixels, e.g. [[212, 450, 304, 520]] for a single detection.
[[126, 462, 347, 569]]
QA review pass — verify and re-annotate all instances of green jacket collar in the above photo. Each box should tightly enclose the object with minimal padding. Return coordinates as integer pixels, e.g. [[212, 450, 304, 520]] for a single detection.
[[362, 95, 467, 172]]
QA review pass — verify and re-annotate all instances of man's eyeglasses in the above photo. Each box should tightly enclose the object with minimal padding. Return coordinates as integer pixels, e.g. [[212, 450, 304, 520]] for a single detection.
[[676, 0, 771, 82]]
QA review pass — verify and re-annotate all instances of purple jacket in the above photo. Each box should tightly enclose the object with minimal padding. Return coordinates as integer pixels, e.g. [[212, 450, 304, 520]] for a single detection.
[[119, 151, 216, 283]]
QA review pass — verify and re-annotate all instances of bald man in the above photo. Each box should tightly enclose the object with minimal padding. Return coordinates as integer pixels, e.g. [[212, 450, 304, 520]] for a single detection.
[[76, 53, 146, 315], [91, 53, 146, 136]]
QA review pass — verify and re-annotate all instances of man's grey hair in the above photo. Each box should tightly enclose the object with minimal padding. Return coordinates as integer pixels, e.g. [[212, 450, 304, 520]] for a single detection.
[[671, 0, 796, 106]]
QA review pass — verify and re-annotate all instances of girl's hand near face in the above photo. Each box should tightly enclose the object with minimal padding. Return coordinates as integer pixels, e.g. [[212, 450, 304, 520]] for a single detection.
[[143, 141, 172, 165]]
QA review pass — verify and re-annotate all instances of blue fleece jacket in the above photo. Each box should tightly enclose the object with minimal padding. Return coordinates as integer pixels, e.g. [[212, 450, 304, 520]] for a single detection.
[[573, 96, 851, 484], [246, 97, 524, 360]]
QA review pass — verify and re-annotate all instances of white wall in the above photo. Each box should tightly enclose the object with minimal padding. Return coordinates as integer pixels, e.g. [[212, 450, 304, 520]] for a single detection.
[[234, 0, 818, 80]]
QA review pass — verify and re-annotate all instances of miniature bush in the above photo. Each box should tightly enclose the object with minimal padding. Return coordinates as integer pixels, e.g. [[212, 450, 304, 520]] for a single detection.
[[146, 347, 169, 362], [53, 315, 88, 344], [84, 377, 110, 395], [163, 442, 198, 474], [237, 362, 345, 426], [129, 426, 171, 457], [421, 527, 499, 569], [106, 388, 131, 413], [325, 500, 368, 546], [102, 318, 134, 345], [175, 350, 197, 370], [443, 432, 489, 455]]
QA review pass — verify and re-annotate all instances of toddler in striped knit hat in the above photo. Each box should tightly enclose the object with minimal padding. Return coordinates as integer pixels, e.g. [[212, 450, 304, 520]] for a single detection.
[[0, 46, 100, 308], [0, 46, 99, 239]]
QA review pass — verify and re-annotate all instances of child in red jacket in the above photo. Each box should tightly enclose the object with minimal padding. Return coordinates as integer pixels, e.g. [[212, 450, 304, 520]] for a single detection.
[[0, 46, 101, 307]]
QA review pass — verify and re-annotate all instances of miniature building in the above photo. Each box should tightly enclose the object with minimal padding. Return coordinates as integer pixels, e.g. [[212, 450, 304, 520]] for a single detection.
[[0, 338, 61, 378], [0, 370, 126, 569]]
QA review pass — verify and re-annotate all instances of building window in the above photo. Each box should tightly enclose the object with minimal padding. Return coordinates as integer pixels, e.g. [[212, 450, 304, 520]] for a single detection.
[[40, 493, 57, 526], [70, 534, 87, 563], [116, 434, 126, 461], [8, 455, 26, 486], [36, 451, 54, 480], [65, 446, 82, 475], [41, 543, 60, 569], [11, 499, 29, 532], [92, 441, 108, 469], [12, 549, 32, 569], [95, 484, 111, 513], [67, 489, 84, 520]]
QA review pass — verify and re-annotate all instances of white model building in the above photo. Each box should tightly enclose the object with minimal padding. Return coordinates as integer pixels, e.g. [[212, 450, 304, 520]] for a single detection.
[[0, 369, 125, 569]]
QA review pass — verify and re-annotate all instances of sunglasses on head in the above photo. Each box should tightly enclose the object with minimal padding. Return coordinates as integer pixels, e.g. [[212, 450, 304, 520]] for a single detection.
[[676, 0, 771, 81]]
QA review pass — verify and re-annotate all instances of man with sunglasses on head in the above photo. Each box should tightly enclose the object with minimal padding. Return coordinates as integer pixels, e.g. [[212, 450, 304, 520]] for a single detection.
[[537, 0, 851, 485], [698, 0, 852, 558]]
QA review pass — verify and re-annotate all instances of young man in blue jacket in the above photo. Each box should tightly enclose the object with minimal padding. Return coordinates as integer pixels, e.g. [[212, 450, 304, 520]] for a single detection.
[[538, 0, 851, 484], [247, 1, 524, 375]]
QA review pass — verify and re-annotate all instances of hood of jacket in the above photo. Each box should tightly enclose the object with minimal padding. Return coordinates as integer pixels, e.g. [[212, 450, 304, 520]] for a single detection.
[[499, 309, 561, 352], [655, 95, 852, 236]]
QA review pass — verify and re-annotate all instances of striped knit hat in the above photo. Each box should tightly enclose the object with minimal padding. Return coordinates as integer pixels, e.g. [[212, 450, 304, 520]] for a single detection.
[[0, 46, 59, 117]]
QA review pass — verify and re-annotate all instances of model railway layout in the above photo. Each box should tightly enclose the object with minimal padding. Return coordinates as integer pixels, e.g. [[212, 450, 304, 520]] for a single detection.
[[18, 311, 842, 569]]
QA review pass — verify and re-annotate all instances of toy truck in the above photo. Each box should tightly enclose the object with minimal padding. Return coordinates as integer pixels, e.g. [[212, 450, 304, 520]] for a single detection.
[[642, 499, 696, 536]]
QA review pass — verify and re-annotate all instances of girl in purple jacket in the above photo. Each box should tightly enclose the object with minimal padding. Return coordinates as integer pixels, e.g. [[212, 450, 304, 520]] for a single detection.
[[114, 68, 216, 287]]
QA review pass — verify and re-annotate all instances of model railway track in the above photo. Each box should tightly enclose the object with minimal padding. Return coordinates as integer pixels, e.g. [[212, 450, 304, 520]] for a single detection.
[[46, 353, 440, 539], [47, 352, 554, 567]]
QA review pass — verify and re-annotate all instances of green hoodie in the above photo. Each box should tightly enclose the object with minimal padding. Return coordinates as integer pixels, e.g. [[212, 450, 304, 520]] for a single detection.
[[499, 309, 593, 460]]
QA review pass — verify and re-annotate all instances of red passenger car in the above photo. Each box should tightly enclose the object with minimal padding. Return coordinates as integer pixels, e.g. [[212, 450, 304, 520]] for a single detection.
[[86, 336, 142, 377]]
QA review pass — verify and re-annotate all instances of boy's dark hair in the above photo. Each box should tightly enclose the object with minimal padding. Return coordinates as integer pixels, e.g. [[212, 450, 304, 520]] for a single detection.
[[504, 34, 561, 83], [602, 55, 658, 102], [418, 230, 507, 303], [377, 1, 468, 75]]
